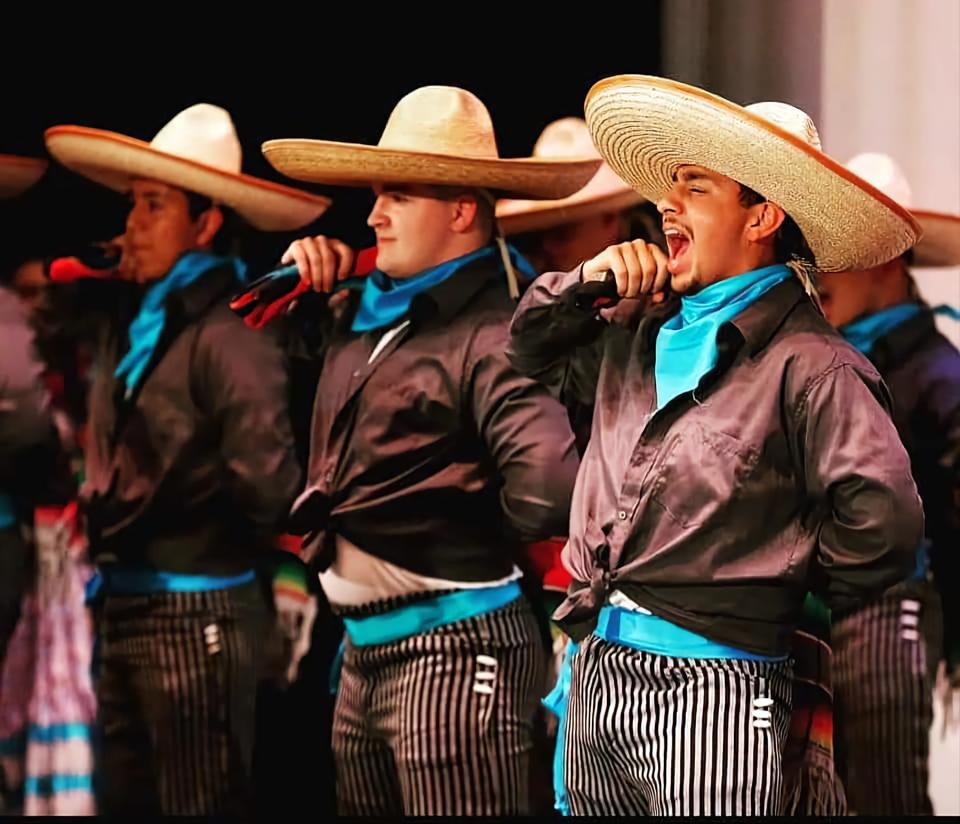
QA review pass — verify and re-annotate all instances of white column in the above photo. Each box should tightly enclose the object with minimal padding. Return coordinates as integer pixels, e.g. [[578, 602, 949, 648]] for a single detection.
[[821, 0, 960, 348], [662, 0, 823, 120]]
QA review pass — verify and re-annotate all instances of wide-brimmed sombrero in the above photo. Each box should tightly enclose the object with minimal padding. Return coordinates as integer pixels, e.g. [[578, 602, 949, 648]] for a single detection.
[[261, 86, 600, 201], [584, 75, 920, 272], [45, 103, 330, 231]]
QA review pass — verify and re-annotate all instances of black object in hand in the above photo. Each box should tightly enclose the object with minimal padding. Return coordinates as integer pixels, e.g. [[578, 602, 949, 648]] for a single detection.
[[573, 270, 621, 311]]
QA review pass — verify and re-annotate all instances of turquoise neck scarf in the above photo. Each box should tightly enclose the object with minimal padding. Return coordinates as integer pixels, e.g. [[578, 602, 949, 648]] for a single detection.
[[351, 243, 536, 333], [114, 252, 246, 396], [654, 264, 792, 410], [841, 302, 960, 354]]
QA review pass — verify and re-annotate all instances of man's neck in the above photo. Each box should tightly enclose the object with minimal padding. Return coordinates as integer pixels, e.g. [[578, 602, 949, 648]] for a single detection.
[[414, 237, 489, 274]]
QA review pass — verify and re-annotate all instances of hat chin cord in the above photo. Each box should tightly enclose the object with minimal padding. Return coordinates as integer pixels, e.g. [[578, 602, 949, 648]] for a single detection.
[[478, 188, 520, 301], [787, 258, 823, 315]]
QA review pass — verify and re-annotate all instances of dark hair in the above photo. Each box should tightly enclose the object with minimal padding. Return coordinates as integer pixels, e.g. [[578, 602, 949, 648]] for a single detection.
[[738, 184, 816, 267], [184, 191, 250, 257]]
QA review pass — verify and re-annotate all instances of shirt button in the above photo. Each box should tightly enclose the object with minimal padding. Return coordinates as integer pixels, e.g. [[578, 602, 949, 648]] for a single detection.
[[352, 370, 362, 378], [618, 510, 627, 521]]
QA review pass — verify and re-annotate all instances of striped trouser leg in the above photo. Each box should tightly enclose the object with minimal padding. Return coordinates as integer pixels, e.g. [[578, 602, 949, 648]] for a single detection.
[[332, 597, 546, 816], [832, 580, 943, 815], [563, 634, 793, 816], [97, 582, 268, 815], [332, 640, 404, 815]]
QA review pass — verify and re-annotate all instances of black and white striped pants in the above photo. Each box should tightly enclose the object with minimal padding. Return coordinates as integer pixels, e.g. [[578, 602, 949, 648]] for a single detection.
[[563, 634, 793, 816], [332, 597, 546, 815], [832, 578, 943, 815], [95, 582, 268, 815]]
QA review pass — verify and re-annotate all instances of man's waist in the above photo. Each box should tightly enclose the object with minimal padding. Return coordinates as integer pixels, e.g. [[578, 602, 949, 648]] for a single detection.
[[341, 582, 524, 647], [598, 592, 788, 661], [292, 481, 502, 532], [554, 578, 800, 658], [304, 513, 514, 573], [92, 517, 262, 572], [94, 564, 257, 596], [88, 493, 269, 541], [322, 533, 522, 610]]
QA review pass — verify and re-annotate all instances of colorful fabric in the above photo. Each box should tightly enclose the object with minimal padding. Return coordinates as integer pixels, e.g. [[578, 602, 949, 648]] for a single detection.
[[781, 593, 847, 815], [0, 504, 96, 815]]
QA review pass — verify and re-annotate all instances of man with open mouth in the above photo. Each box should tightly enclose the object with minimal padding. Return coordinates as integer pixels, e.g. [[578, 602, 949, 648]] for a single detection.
[[509, 75, 924, 816]]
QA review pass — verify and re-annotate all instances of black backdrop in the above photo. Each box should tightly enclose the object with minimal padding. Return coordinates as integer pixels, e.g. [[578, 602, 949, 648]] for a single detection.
[[1, 23, 662, 275]]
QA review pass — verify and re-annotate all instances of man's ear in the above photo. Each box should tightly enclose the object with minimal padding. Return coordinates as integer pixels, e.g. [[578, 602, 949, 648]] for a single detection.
[[195, 205, 225, 246], [745, 201, 786, 243]]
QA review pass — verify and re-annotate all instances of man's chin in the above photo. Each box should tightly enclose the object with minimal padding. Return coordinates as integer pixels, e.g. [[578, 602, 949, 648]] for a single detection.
[[670, 271, 696, 295]]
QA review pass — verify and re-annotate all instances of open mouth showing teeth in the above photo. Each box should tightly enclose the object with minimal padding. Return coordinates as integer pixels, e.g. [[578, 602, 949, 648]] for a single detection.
[[664, 227, 691, 266]]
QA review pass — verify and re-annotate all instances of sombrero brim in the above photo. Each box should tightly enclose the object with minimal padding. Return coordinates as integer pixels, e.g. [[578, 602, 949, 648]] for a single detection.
[[0, 155, 48, 199], [45, 126, 330, 232], [260, 138, 601, 200], [585, 75, 921, 272], [911, 210, 960, 268]]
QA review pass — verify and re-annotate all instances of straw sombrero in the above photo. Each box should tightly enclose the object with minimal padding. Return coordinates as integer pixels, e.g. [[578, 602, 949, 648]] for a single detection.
[[846, 152, 960, 268], [0, 154, 47, 199], [585, 75, 921, 272], [496, 118, 644, 235], [45, 104, 330, 231], [261, 86, 601, 200]]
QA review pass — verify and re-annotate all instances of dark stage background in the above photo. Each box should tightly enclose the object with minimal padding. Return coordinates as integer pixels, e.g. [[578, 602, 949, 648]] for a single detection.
[[1, 24, 663, 275]]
